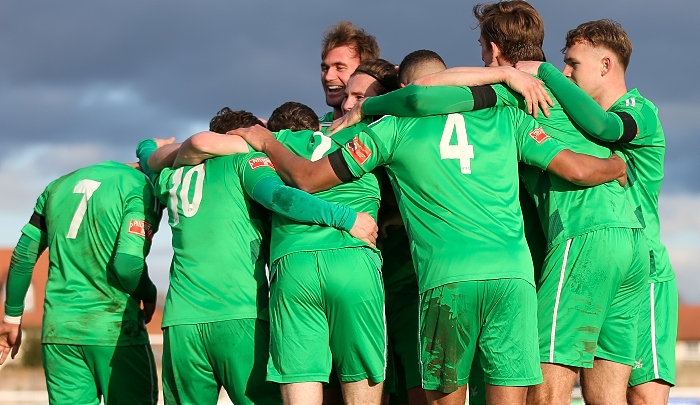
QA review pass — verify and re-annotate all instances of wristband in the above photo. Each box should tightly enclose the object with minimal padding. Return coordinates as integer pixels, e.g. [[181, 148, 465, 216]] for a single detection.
[[3, 315, 22, 325]]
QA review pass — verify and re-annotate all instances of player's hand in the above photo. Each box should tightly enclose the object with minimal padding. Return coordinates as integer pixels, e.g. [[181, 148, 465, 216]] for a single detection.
[[379, 209, 404, 239], [228, 125, 275, 152], [506, 64, 553, 118], [142, 301, 156, 325], [0, 322, 22, 365], [153, 137, 176, 149], [616, 173, 628, 187], [350, 212, 378, 248], [328, 99, 365, 136]]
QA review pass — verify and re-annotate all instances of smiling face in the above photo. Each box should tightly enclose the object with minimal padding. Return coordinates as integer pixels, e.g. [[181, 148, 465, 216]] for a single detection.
[[321, 45, 362, 110], [341, 73, 385, 114]]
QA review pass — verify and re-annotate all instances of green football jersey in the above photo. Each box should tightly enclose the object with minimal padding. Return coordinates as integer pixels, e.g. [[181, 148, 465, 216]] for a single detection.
[[336, 108, 564, 292], [609, 90, 672, 282], [268, 127, 381, 264], [21, 161, 161, 346], [533, 64, 673, 283], [364, 84, 641, 246], [156, 153, 276, 327], [319, 111, 335, 131]]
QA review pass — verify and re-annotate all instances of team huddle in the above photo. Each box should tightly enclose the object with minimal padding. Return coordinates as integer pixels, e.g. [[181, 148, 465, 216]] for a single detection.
[[0, 1, 675, 405]]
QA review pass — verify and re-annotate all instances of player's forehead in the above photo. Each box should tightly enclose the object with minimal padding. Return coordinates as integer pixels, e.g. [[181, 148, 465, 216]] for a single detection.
[[322, 45, 361, 67], [346, 73, 378, 95]]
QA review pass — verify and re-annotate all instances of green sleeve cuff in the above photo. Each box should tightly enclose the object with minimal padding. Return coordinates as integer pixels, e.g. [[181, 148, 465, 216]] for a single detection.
[[251, 176, 357, 232], [136, 139, 158, 182], [5, 234, 42, 317]]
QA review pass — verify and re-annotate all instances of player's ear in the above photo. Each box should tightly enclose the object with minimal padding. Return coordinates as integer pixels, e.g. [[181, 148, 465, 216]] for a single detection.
[[490, 42, 502, 59], [601, 55, 612, 76]]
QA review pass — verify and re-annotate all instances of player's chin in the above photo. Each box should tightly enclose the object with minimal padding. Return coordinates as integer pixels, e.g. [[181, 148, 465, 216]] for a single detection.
[[325, 93, 344, 109]]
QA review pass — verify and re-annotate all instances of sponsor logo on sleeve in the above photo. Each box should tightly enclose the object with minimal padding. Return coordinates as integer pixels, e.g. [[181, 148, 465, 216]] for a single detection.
[[128, 219, 153, 242], [248, 157, 276, 170], [528, 127, 551, 145], [346, 136, 372, 165]]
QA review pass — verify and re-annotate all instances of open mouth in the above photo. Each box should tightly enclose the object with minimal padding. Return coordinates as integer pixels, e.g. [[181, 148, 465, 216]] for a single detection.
[[326, 84, 344, 95]]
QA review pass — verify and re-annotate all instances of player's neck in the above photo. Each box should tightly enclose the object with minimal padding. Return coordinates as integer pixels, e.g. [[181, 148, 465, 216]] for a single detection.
[[333, 107, 343, 121], [597, 77, 628, 111]]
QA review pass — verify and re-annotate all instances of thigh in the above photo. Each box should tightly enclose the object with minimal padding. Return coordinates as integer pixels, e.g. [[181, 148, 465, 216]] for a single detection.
[[323, 248, 386, 384], [204, 319, 282, 405], [419, 282, 479, 394], [84, 344, 158, 405], [629, 279, 678, 387], [43, 344, 99, 405], [267, 251, 331, 384], [162, 325, 219, 405], [597, 229, 649, 367], [478, 279, 541, 387], [537, 230, 630, 368]]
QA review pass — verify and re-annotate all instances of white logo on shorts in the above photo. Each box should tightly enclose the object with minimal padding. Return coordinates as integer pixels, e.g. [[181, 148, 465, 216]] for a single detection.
[[634, 358, 644, 369]]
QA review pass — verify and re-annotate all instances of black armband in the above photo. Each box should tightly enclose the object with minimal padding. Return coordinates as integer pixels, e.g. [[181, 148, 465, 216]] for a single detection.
[[471, 85, 498, 110], [29, 211, 47, 233], [328, 149, 355, 183], [615, 112, 638, 143]]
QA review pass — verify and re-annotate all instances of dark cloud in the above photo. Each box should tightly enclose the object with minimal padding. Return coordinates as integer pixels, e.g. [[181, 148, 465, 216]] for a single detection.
[[0, 0, 698, 188]]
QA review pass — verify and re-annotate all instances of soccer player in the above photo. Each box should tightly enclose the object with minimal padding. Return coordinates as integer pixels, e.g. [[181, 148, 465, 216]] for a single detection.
[[138, 108, 378, 405], [341, 58, 399, 113], [515, 19, 676, 405], [332, 3, 650, 403], [229, 101, 628, 405], [0, 158, 163, 405], [319, 21, 380, 128]]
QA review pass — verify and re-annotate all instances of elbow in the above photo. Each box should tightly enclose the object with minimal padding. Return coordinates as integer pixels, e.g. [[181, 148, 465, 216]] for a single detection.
[[188, 132, 211, 154]]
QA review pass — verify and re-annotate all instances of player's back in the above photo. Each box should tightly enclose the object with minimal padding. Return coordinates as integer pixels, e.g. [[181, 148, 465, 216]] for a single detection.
[[39, 161, 156, 345], [611, 89, 672, 282], [367, 107, 555, 291], [269, 128, 381, 262], [156, 154, 270, 327], [500, 83, 641, 245]]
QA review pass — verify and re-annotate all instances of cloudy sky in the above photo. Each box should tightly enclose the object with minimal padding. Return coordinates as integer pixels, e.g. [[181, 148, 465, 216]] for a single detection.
[[1, 1, 698, 301]]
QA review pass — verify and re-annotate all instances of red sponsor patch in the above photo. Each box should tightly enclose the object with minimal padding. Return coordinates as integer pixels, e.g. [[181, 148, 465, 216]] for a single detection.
[[528, 127, 551, 144], [346, 136, 372, 165], [128, 219, 153, 242], [248, 157, 276, 170]]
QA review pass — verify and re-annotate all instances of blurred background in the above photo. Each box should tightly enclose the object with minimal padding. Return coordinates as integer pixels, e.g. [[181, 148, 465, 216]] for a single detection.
[[1, 1, 698, 403]]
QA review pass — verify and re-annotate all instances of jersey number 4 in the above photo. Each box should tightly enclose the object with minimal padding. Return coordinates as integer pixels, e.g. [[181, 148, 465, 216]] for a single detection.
[[67, 179, 102, 239], [440, 114, 474, 174], [168, 164, 205, 226]]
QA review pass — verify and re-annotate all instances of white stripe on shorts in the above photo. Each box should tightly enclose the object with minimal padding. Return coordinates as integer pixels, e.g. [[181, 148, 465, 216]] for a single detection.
[[550, 238, 572, 363], [650, 283, 660, 379]]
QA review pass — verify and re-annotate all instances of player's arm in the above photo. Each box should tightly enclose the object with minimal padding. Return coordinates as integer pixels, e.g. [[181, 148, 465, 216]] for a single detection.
[[232, 125, 343, 193], [413, 66, 553, 116], [174, 132, 249, 168], [136, 138, 177, 181], [1, 191, 50, 365], [113, 186, 161, 323], [239, 157, 377, 246], [518, 62, 639, 143], [515, 114, 627, 186]]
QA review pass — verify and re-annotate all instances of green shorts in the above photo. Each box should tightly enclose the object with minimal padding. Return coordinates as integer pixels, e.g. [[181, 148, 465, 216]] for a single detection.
[[419, 279, 542, 393], [267, 247, 386, 384], [537, 227, 648, 368], [629, 279, 678, 386], [162, 319, 281, 405], [43, 343, 157, 405]]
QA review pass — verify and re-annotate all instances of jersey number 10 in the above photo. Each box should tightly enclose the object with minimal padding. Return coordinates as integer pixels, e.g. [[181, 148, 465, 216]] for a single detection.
[[168, 164, 205, 226]]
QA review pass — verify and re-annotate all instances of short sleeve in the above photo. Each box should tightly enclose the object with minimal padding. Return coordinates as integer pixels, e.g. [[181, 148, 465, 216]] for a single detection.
[[115, 183, 160, 258], [21, 185, 51, 242], [238, 152, 284, 197], [513, 111, 565, 170], [336, 116, 396, 177]]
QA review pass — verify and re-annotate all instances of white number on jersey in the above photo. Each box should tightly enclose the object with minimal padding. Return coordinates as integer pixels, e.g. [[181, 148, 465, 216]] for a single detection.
[[311, 131, 332, 162], [168, 164, 205, 226], [440, 113, 474, 174], [67, 179, 102, 239]]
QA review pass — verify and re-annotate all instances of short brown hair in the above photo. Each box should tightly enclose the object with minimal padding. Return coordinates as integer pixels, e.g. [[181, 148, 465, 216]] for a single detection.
[[352, 58, 399, 94], [209, 107, 264, 133], [563, 19, 633, 70], [321, 21, 380, 62], [473, 1, 545, 64], [267, 102, 319, 132]]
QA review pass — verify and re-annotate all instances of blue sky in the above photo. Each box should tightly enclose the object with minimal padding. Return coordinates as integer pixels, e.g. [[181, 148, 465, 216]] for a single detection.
[[1, 0, 699, 300]]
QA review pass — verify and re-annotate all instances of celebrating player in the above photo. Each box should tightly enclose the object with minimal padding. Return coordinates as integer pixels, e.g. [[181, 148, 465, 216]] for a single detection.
[[516, 19, 676, 405], [0, 159, 163, 405]]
